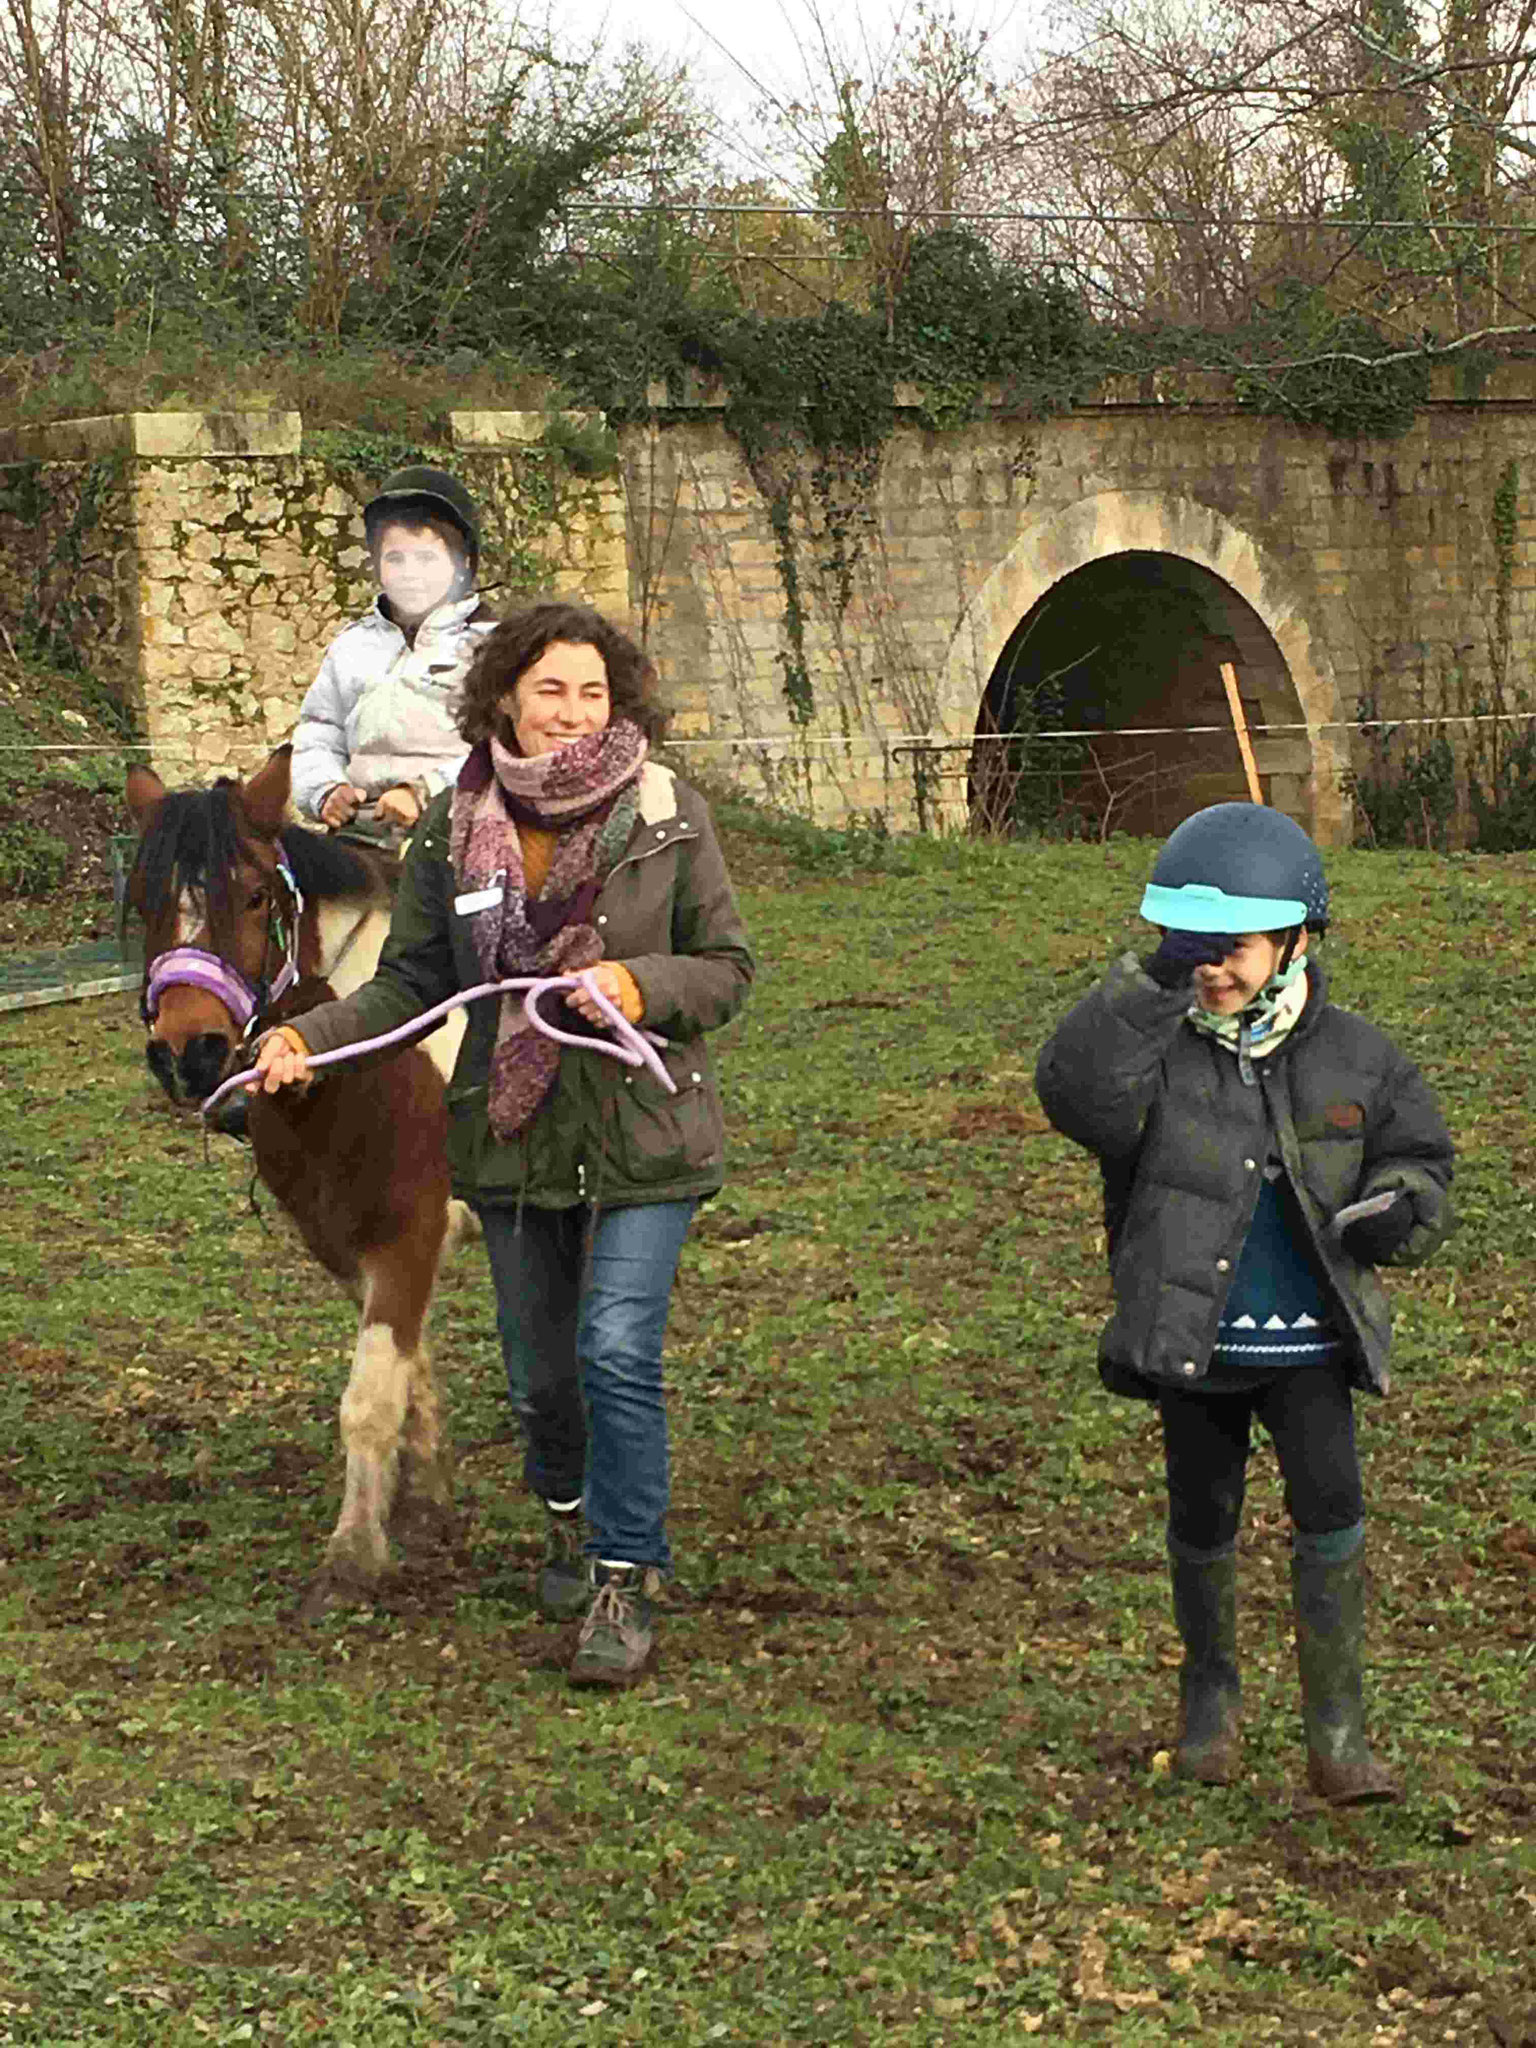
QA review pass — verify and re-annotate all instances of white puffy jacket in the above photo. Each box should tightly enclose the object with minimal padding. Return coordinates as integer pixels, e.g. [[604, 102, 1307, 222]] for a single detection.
[[290, 594, 495, 820]]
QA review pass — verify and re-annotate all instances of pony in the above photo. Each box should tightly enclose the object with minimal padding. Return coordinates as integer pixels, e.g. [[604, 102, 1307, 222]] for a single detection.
[[124, 744, 470, 1619]]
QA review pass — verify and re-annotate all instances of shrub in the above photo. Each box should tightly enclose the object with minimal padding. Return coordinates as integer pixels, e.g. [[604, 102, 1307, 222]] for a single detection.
[[0, 821, 69, 897]]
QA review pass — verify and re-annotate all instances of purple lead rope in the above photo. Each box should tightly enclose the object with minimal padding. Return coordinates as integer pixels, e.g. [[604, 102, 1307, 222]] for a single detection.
[[198, 970, 677, 1122]]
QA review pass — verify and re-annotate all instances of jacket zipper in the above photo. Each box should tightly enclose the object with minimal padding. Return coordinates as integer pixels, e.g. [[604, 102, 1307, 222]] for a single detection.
[[1260, 1068, 1369, 1354]]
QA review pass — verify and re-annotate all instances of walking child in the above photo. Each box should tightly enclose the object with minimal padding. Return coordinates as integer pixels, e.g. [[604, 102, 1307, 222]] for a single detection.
[[290, 466, 494, 831], [1035, 805, 1453, 1803]]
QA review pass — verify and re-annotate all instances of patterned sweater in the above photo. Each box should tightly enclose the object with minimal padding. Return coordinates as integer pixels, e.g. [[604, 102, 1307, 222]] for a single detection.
[[1211, 1159, 1342, 1370]]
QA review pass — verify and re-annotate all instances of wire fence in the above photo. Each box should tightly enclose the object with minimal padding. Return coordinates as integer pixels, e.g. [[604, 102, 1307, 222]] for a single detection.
[[9, 708, 1536, 847], [9, 708, 1536, 759]]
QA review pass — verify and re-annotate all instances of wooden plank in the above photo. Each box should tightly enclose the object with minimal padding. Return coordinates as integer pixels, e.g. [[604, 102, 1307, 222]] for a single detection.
[[0, 972, 139, 1014], [1219, 661, 1264, 803]]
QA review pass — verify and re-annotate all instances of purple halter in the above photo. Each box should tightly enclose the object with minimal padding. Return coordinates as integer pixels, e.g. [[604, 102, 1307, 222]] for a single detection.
[[142, 854, 304, 1038]]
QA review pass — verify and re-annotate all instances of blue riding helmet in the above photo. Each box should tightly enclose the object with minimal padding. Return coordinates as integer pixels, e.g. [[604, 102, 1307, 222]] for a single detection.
[[1140, 803, 1329, 934]]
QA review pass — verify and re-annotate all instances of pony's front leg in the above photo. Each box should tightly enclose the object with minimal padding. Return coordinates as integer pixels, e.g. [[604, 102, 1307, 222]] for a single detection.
[[332, 1317, 412, 1572], [297, 1317, 412, 1621], [299, 1226, 446, 1620]]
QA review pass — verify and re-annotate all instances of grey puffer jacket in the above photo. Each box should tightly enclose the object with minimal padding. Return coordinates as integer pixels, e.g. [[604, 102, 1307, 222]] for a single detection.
[[1034, 954, 1454, 1399]]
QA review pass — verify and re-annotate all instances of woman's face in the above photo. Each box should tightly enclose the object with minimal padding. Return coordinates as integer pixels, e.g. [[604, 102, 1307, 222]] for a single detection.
[[1191, 930, 1307, 1015], [376, 522, 461, 625], [501, 640, 612, 757]]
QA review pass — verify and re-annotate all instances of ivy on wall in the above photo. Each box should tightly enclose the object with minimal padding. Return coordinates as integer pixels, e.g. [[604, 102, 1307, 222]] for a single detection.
[[543, 228, 1433, 722], [0, 452, 132, 676]]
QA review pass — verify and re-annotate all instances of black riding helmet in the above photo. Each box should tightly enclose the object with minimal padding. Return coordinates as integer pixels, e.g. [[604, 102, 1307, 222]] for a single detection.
[[1140, 803, 1330, 936], [362, 467, 481, 579]]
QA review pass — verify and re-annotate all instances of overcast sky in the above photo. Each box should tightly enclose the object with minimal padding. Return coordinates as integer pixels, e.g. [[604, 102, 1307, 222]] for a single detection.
[[555, 0, 1040, 172], [566, 0, 926, 108]]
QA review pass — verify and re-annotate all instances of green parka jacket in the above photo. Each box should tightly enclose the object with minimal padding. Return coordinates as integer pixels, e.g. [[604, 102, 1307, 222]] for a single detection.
[[1034, 954, 1454, 1399], [293, 762, 754, 1209]]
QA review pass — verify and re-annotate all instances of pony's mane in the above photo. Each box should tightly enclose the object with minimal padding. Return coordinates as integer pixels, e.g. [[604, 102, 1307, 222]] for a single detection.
[[277, 822, 384, 906], [132, 778, 387, 955], [130, 779, 247, 948]]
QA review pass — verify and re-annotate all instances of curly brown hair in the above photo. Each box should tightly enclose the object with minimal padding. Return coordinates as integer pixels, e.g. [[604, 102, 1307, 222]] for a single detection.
[[456, 600, 668, 748]]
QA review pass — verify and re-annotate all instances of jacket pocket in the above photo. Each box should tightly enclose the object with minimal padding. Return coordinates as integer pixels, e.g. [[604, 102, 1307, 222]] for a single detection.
[[1297, 1127, 1366, 1214], [613, 1043, 723, 1186]]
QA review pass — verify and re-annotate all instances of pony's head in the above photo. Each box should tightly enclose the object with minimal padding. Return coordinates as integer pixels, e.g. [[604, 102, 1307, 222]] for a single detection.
[[125, 748, 299, 1130]]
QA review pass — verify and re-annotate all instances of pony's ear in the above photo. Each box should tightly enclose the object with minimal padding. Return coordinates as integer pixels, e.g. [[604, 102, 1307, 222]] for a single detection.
[[241, 745, 293, 838], [125, 765, 167, 829]]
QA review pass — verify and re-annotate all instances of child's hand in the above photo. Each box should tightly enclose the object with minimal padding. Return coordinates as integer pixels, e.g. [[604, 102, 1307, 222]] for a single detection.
[[320, 783, 368, 827], [376, 786, 422, 828], [1144, 930, 1231, 989], [1339, 1193, 1415, 1264]]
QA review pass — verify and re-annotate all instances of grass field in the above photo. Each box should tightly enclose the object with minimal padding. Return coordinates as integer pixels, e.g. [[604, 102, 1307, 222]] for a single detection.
[[1, 825, 1533, 2045]]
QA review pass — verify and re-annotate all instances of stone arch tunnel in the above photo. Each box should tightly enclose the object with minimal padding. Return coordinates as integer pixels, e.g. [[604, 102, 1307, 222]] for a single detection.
[[970, 549, 1313, 838]]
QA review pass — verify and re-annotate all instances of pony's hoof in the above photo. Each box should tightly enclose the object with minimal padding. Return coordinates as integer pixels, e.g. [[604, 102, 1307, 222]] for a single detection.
[[295, 1563, 378, 1625], [389, 1495, 458, 1554]]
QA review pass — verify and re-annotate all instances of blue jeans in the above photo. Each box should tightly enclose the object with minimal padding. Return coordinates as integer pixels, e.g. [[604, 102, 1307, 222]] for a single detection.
[[477, 1200, 696, 1572]]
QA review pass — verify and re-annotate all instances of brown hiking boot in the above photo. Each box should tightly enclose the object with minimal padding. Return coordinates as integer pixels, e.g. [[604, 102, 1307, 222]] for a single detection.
[[568, 1563, 660, 1688]]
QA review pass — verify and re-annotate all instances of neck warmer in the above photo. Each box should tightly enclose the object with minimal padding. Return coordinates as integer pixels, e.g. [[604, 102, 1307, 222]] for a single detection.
[[1187, 955, 1310, 1087], [450, 718, 646, 1139]]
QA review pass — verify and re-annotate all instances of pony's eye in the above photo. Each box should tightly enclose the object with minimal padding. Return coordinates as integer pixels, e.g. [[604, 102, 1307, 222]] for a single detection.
[[246, 887, 268, 911]]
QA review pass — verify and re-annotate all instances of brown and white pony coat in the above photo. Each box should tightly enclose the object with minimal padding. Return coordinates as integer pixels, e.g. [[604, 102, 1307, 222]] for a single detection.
[[126, 745, 470, 1615]]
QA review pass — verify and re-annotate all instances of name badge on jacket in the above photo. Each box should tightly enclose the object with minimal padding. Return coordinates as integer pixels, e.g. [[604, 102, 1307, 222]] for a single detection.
[[454, 876, 505, 916]]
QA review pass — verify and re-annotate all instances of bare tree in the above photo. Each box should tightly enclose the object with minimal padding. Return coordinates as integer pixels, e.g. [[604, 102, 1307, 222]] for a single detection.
[[747, 1, 1020, 329], [0, 0, 113, 297], [1013, 0, 1536, 343]]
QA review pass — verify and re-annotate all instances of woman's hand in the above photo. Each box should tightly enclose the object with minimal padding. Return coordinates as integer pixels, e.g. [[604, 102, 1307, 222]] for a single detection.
[[245, 1025, 312, 1094], [376, 784, 422, 828], [565, 964, 643, 1028], [320, 782, 368, 828]]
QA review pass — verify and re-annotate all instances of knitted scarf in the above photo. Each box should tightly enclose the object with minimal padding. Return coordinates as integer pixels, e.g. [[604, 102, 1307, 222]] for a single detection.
[[1187, 954, 1310, 1085], [450, 718, 646, 1138]]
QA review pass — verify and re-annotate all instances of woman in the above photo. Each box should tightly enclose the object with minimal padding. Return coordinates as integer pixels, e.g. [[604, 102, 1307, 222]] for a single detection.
[[252, 599, 755, 1686]]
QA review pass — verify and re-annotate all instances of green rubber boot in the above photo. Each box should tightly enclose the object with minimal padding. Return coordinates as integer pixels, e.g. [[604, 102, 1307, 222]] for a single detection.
[[1169, 1544, 1243, 1785], [1292, 1528, 1399, 1806]]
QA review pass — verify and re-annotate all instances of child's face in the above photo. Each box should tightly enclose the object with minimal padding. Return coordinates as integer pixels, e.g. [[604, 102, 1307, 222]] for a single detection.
[[1190, 930, 1307, 1015], [376, 522, 461, 624]]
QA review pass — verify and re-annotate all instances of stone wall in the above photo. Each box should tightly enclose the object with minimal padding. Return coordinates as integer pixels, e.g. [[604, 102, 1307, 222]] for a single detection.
[[0, 410, 628, 780], [5, 392, 1534, 840], [621, 391, 1536, 842]]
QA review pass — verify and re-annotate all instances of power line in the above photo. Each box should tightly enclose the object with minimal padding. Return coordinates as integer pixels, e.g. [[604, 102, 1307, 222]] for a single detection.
[[4, 181, 1536, 236], [557, 199, 1536, 233]]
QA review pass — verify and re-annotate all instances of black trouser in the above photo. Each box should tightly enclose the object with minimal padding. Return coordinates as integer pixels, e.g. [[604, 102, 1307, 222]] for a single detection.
[[1158, 1359, 1364, 1557]]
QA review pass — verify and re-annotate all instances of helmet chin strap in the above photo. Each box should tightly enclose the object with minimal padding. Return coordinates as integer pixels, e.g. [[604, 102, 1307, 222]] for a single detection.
[[1276, 925, 1303, 976]]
